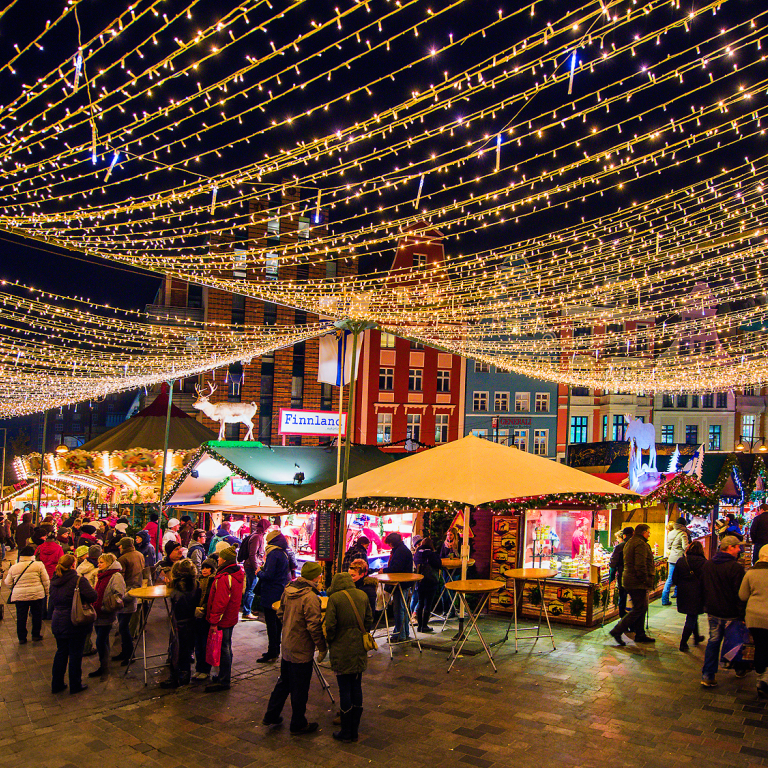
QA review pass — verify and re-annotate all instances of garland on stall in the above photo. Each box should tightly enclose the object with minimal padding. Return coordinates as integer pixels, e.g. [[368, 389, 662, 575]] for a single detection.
[[745, 455, 768, 500], [203, 475, 234, 504], [712, 454, 745, 498], [644, 472, 717, 511]]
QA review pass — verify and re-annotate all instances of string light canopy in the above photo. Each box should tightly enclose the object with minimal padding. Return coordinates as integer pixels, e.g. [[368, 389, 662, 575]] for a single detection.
[[0, 1, 767, 396]]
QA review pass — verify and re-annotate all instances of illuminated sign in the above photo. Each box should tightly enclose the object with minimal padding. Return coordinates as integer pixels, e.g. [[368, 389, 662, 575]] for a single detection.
[[278, 408, 347, 437]]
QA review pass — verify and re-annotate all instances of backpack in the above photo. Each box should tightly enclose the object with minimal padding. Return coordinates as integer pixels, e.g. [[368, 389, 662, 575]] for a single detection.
[[236, 534, 252, 563]]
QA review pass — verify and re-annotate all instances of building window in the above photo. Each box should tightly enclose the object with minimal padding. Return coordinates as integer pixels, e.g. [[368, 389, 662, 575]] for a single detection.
[[602, 415, 609, 441], [379, 368, 394, 391], [320, 383, 333, 411], [231, 294, 246, 325], [661, 425, 675, 444], [513, 429, 529, 451], [745, 384, 757, 396], [495, 428, 509, 445], [408, 369, 423, 392], [612, 415, 626, 441], [291, 375, 304, 409], [677, 395, 688, 408], [662, 394, 673, 408], [534, 429, 548, 456], [437, 370, 450, 392], [534, 393, 550, 412], [265, 252, 279, 280], [435, 414, 449, 444], [570, 416, 589, 443], [495, 392, 510, 412], [708, 424, 722, 451], [473, 392, 489, 412], [572, 386, 590, 397], [298, 217, 310, 239], [716, 393, 728, 408], [325, 259, 337, 279], [267, 218, 280, 238], [410, 340, 424, 349], [376, 413, 392, 444], [474, 360, 490, 373], [380, 332, 396, 349], [685, 425, 699, 445], [233, 248, 247, 279], [702, 393, 714, 408], [691, 395, 699, 408], [406, 413, 421, 442], [471, 429, 488, 439], [514, 392, 530, 413], [413, 252, 427, 267], [743, 414, 756, 440], [225, 422, 240, 441]]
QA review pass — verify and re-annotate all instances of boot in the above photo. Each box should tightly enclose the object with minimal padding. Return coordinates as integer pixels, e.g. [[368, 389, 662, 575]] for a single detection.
[[679, 626, 692, 652], [332, 707, 354, 743], [332, 711, 341, 726], [351, 706, 363, 743], [178, 670, 191, 687], [694, 631, 705, 646]]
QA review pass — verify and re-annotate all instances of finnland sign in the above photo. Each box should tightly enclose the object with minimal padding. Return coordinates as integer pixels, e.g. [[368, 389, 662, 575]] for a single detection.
[[278, 408, 348, 437]]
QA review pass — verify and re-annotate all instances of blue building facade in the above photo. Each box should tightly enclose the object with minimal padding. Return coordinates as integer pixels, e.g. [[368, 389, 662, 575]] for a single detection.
[[464, 361, 559, 459]]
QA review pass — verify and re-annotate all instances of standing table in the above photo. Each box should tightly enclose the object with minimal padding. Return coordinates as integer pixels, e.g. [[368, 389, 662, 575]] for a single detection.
[[124, 585, 174, 686], [445, 580, 504, 672], [496, 568, 558, 652], [432, 558, 476, 630], [372, 573, 423, 658]]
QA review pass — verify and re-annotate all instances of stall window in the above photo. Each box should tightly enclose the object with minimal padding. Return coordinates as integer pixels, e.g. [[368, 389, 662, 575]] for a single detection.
[[379, 368, 394, 391], [376, 413, 392, 444], [685, 425, 698, 445], [436, 370, 450, 392], [380, 332, 396, 349], [406, 413, 421, 442], [513, 429, 529, 452], [474, 360, 490, 373], [533, 429, 548, 456], [708, 424, 722, 451], [570, 416, 588, 443], [535, 393, 549, 412], [494, 392, 509, 412], [661, 425, 675, 444], [612, 415, 626, 441], [408, 369, 423, 392], [473, 392, 488, 412], [514, 392, 530, 413], [435, 414, 449, 443]]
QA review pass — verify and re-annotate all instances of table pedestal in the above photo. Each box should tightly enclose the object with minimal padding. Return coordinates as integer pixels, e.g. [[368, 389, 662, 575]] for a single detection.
[[495, 569, 557, 652], [446, 588, 500, 673], [372, 575, 423, 659]]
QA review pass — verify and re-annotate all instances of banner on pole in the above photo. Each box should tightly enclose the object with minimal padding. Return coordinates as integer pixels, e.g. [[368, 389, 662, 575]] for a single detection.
[[318, 330, 362, 386]]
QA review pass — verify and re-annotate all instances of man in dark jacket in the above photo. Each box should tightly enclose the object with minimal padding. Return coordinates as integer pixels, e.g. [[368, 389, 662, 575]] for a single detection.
[[383, 532, 414, 642], [262, 561, 327, 733], [257, 530, 292, 662], [609, 527, 634, 619], [700, 535, 746, 687], [751, 505, 768, 566], [609, 524, 656, 645], [342, 536, 370, 572], [15, 512, 33, 550], [241, 518, 269, 620]]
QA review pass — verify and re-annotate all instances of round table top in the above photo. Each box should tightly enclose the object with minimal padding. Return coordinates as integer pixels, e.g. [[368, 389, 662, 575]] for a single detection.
[[441, 558, 476, 568], [374, 572, 423, 584], [129, 585, 168, 600], [445, 579, 504, 594], [502, 568, 559, 580]]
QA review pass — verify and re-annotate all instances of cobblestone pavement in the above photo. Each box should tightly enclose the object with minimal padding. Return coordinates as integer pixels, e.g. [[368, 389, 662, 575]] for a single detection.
[[1, 586, 767, 768]]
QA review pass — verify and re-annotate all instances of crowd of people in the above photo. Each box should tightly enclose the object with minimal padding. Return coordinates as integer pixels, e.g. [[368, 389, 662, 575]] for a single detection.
[[608, 508, 768, 698]]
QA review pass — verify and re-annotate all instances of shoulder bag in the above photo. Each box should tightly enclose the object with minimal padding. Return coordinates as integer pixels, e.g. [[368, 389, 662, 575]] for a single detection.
[[7, 561, 34, 604], [343, 589, 377, 651], [71, 576, 97, 625], [101, 575, 124, 614]]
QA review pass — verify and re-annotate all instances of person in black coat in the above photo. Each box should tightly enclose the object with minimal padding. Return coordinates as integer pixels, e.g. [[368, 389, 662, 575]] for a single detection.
[[49, 554, 98, 694], [671, 540, 707, 651], [160, 558, 200, 688], [751, 505, 768, 566], [609, 527, 634, 619], [383, 532, 414, 642], [413, 538, 442, 633]]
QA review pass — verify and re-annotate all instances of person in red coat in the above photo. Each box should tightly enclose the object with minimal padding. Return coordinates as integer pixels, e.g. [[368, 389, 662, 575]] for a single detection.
[[36, 532, 65, 619], [204, 546, 244, 693]]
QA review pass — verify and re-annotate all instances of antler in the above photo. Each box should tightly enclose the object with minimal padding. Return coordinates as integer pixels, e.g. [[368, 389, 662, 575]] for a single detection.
[[206, 381, 218, 394], [194, 383, 203, 396]]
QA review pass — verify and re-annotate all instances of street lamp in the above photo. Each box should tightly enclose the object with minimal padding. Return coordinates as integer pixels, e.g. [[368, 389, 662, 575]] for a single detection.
[[735, 434, 767, 452]]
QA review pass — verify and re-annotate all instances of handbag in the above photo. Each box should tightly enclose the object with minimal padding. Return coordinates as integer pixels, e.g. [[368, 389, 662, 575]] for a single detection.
[[102, 578, 124, 613], [343, 589, 377, 652], [7, 561, 34, 604], [71, 577, 97, 625], [206, 626, 223, 666]]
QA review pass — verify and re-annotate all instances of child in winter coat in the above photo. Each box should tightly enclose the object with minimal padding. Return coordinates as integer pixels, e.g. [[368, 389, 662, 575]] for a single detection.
[[193, 557, 217, 681]]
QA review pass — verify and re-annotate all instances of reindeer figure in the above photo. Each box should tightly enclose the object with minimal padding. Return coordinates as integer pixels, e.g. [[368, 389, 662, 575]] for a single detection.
[[624, 413, 657, 491], [193, 382, 258, 441]]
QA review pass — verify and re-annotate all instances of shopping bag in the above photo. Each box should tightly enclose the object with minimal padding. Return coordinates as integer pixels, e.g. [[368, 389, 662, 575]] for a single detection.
[[71, 578, 97, 625], [206, 626, 222, 666], [720, 619, 750, 664]]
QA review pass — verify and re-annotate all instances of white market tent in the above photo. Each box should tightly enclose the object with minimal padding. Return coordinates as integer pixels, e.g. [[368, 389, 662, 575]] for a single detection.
[[299, 434, 638, 507]]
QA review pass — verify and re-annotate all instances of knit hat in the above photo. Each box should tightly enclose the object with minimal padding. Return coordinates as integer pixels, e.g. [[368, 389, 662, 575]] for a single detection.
[[759, 544, 768, 562], [81, 524, 96, 535], [217, 545, 237, 563], [115, 522, 128, 534], [266, 529, 281, 543], [180, 515, 192, 523], [88, 544, 103, 559], [165, 540, 182, 556], [214, 539, 230, 554], [167, 518, 180, 528], [118, 536, 135, 550], [201, 557, 218, 572], [675, 516, 686, 525], [75, 545, 89, 558], [719, 535, 743, 550], [301, 561, 323, 581]]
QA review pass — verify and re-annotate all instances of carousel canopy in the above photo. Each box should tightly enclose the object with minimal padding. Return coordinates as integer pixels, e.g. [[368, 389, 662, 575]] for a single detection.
[[299, 434, 638, 507], [79, 391, 216, 452], [165, 441, 398, 513]]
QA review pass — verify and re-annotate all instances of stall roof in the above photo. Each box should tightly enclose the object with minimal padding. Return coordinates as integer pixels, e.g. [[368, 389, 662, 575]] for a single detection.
[[165, 441, 399, 510], [79, 391, 217, 452], [299, 434, 638, 507]]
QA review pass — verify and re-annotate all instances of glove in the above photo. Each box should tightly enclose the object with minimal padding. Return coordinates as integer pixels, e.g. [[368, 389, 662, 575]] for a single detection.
[[316, 649, 327, 663], [194, 606, 205, 619]]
